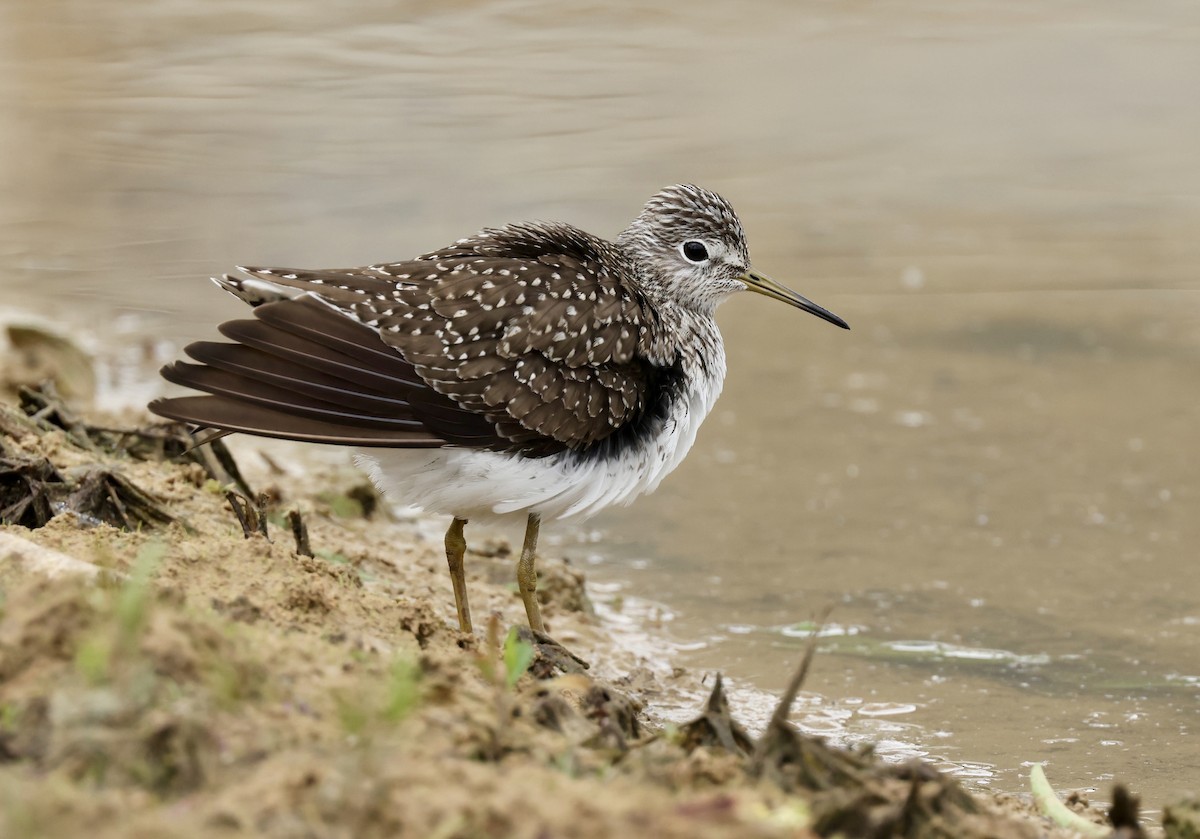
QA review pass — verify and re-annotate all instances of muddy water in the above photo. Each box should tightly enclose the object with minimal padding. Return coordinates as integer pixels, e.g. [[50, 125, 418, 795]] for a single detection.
[[2, 0, 1198, 809]]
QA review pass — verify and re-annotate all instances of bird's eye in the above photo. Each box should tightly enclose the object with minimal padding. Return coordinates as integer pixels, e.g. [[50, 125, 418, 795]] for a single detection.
[[681, 240, 710, 263]]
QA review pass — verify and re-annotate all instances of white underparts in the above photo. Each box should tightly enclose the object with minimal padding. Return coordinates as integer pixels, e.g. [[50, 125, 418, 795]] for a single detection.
[[356, 345, 726, 522]]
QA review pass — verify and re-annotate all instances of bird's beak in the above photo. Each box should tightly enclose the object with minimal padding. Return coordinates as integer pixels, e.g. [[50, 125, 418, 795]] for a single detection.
[[739, 269, 850, 330]]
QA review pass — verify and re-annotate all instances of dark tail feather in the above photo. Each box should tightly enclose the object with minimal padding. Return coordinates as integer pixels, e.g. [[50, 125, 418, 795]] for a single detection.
[[148, 395, 444, 447], [160, 361, 427, 431], [216, 318, 417, 395], [179, 343, 418, 417], [150, 292, 505, 449], [254, 296, 427, 386]]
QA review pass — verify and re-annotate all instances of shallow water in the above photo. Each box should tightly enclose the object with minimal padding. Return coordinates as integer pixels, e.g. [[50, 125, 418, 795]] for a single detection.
[[2, 0, 1198, 809]]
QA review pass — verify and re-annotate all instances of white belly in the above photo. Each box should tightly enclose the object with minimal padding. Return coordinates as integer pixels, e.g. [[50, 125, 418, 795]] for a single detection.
[[356, 367, 723, 521]]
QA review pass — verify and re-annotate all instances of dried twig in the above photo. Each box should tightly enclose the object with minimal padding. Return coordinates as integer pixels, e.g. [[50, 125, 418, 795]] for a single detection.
[[288, 509, 313, 557], [225, 492, 270, 540], [749, 605, 832, 777]]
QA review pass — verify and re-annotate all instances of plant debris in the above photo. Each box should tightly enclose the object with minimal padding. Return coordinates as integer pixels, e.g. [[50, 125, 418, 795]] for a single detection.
[[225, 491, 270, 540], [0, 451, 173, 532], [287, 509, 314, 558]]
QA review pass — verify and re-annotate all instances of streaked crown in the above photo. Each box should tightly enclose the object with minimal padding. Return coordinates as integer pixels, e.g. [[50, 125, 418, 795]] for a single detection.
[[616, 184, 754, 315]]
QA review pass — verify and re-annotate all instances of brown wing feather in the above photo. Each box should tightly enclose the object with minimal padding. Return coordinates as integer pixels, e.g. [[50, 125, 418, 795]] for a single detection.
[[160, 222, 671, 455], [359, 224, 664, 451]]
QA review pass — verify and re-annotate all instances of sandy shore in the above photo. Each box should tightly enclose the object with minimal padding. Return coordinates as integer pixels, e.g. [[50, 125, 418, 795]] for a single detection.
[[0, 391, 1149, 838]]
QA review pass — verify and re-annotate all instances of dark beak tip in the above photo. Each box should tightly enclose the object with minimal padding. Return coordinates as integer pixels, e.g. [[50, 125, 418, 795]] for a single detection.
[[812, 308, 850, 331]]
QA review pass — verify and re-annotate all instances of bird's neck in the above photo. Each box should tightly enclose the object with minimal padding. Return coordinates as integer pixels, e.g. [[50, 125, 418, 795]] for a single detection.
[[642, 299, 727, 393]]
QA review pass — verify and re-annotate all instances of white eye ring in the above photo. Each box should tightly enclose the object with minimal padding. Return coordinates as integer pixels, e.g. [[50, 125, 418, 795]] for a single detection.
[[680, 240, 710, 263]]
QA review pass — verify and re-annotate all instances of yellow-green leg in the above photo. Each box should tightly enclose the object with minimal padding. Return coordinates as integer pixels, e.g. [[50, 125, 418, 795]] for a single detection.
[[444, 517, 472, 633], [516, 512, 545, 633]]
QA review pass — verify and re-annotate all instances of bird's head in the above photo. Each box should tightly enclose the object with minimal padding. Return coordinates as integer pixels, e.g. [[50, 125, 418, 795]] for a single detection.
[[618, 184, 848, 329]]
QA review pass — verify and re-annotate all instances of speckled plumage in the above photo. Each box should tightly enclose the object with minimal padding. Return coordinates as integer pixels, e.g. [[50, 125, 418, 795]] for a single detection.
[[150, 184, 848, 634]]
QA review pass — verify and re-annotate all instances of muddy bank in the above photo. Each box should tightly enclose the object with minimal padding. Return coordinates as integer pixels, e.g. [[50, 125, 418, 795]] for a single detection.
[[0, 390, 1169, 838]]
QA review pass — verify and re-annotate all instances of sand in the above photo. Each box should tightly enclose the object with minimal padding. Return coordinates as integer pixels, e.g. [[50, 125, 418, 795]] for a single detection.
[[0, 390, 1150, 838]]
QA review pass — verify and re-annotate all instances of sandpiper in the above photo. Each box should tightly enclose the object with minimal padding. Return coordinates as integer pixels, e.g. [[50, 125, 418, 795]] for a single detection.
[[150, 185, 848, 635]]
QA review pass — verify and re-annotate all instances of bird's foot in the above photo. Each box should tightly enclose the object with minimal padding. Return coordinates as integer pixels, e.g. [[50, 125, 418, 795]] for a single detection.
[[515, 625, 590, 676]]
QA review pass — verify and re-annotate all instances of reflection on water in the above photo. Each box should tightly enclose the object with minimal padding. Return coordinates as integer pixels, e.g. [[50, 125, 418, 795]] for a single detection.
[[3, 0, 1199, 807]]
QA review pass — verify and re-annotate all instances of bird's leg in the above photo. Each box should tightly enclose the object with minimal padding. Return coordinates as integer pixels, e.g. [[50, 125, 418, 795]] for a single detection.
[[516, 512, 545, 633], [444, 517, 472, 633]]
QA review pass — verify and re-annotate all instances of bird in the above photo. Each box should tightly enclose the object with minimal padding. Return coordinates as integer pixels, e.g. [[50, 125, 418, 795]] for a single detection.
[[149, 184, 848, 637]]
